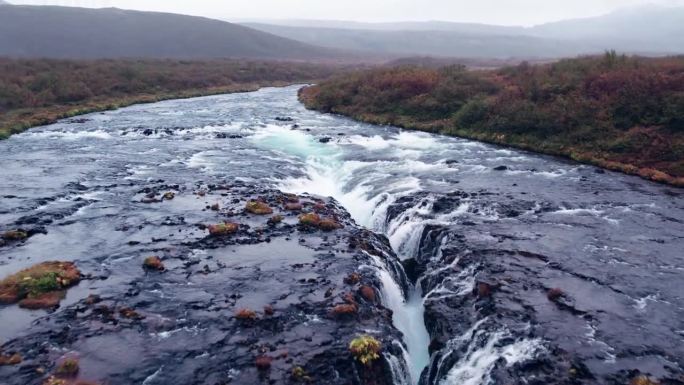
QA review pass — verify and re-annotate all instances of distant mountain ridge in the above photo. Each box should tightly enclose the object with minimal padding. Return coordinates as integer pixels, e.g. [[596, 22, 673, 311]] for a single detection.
[[242, 23, 586, 59], [243, 5, 684, 58], [0, 4, 344, 60]]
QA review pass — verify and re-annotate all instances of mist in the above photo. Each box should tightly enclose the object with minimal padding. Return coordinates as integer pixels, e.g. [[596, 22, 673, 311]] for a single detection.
[[9, 0, 684, 25]]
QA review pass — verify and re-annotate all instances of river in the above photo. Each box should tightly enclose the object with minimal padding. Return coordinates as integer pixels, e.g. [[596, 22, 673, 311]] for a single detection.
[[1, 85, 682, 385]]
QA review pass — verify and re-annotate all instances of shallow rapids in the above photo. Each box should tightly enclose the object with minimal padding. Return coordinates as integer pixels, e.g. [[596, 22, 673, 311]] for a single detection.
[[1, 85, 683, 384]]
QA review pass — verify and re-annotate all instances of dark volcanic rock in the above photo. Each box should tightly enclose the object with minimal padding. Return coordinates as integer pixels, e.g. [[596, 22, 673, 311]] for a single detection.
[[383, 190, 684, 385], [0, 182, 409, 385]]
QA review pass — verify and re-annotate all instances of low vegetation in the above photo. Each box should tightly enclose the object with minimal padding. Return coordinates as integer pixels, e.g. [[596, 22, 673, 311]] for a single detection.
[[0, 351, 22, 366], [245, 200, 274, 215], [298, 213, 321, 227], [0, 58, 340, 139], [207, 222, 239, 236], [142, 256, 165, 271], [330, 303, 358, 317], [1, 229, 28, 241], [55, 358, 80, 377], [0, 261, 80, 309], [301, 54, 684, 186], [348, 335, 382, 366], [234, 308, 258, 321]]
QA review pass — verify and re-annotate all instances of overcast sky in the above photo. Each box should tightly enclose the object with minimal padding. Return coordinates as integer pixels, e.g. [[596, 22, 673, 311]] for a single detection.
[[8, 0, 684, 25]]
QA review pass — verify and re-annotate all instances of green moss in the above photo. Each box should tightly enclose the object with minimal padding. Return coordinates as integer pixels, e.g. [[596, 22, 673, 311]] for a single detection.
[[20, 272, 60, 297], [0, 261, 80, 306]]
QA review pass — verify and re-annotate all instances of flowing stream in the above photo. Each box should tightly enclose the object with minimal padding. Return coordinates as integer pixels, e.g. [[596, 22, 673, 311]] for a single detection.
[[1, 85, 683, 384]]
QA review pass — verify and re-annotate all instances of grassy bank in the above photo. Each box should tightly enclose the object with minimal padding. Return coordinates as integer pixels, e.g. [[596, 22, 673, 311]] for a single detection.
[[300, 54, 684, 187], [0, 58, 341, 139]]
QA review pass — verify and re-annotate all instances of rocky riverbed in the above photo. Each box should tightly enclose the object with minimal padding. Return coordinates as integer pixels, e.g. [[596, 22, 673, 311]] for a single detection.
[[1, 86, 683, 385], [0, 182, 412, 385]]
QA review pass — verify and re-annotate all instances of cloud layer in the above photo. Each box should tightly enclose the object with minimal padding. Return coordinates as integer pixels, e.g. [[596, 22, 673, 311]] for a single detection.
[[10, 0, 684, 25]]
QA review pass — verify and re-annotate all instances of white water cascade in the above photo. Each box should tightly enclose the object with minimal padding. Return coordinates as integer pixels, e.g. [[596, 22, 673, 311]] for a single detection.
[[252, 124, 433, 383]]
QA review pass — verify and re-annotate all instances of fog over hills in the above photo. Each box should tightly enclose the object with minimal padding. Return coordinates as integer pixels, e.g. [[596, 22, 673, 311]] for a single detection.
[[531, 5, 684, 52], [243, 5, 684, 58], [0, 4, 344, 60], [242, 23, 587, 59], [0, 2, 680, 61]]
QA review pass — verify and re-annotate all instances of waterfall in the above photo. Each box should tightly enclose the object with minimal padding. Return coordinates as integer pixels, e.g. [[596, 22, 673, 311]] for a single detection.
[[253, 126, 432, 384]]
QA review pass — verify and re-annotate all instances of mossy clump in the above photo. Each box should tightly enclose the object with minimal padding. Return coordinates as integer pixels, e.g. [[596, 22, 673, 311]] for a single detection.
[[547, 288, 564, 302], [119, 307, 144, 320], [298, 213, 321, 227], [19, 291, 66, 310], [476, 282, 493, 298], [267, 215, 284, 226], [359, 285, 376, 302], [330, 304, 357, 317], [630, 375, 660, 385], [235, 308, 258, 321], [349, 335, 382, 366], [2, 229, 28, 241], [42, 376, 67, 385], [245, 200, 273, 215], [255, 355, 272, 371], [0, 351, 22, 366], [0, 261, 80, 309], [142, 256, 165, 271], [208, 222, 239, 236], [297, 213, 340, 231], [284, 202, 303, 211], [55, 358, 80, 377], [343, 272, 361, 285], [291, 366, 312, 382], [318, 218, 341, 231]]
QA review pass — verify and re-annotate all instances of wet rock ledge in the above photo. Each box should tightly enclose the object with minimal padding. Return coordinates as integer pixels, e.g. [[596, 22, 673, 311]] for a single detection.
[[0, 182, 410, 385]]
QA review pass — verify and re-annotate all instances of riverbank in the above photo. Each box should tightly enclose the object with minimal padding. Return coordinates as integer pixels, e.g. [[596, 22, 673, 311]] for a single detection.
[[298, 55, 684, 187], [0, 83, 277, 139], [0, 58, 341, 139]]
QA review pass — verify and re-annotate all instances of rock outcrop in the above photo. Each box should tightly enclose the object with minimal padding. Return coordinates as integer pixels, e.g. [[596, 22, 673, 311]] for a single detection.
[[0, 182, 410, 385]]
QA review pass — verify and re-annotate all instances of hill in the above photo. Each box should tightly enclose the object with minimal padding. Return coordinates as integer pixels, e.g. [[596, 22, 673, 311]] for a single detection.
[[0, 5, 342, 61], [530, 5, 684, 54], [242, 23, 585, 59], [244, 5, 684, 58], [300, 55, 684, 186]]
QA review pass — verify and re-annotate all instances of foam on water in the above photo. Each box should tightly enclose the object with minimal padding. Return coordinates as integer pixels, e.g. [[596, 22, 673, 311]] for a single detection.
[[364, 252, 431, 384], [21, 129, 113, 140], [437, 320, 543, 385], [252, 125, 434, 383], [345, 134, 392, 150]]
